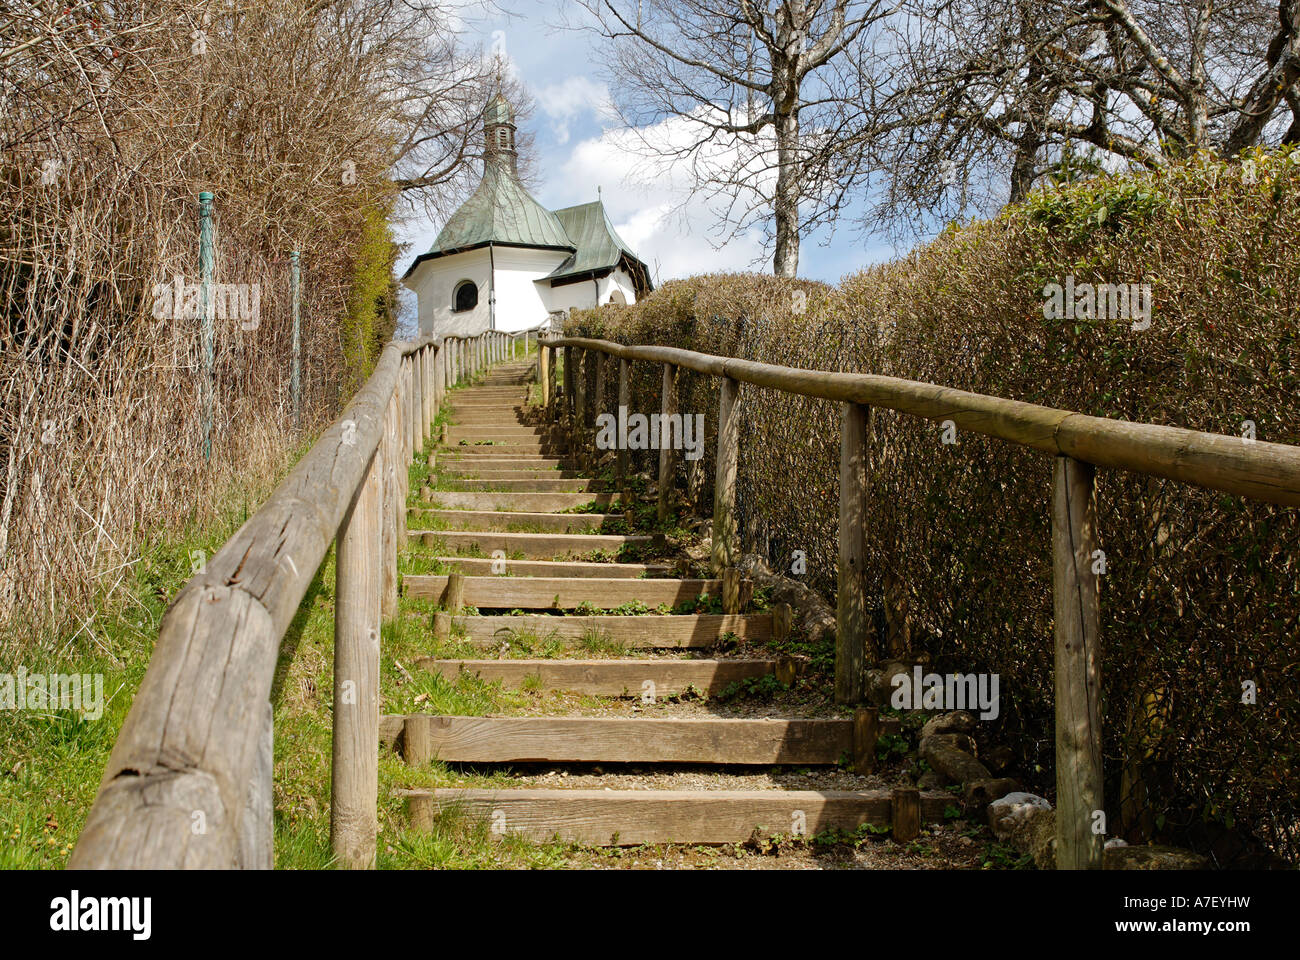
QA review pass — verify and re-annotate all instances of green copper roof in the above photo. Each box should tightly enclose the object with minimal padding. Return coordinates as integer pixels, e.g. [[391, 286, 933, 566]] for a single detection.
[[483, 94, 514, 127], [546, 201, 649, 285], [417, 161, 574, 262]]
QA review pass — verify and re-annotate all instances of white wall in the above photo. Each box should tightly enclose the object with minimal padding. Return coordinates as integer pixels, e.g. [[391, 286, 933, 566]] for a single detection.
[[492, 247, 570, 331], [405, 245, 642, 336], [543, 275, 601, 314], [405, 248, 491, 337], [604, 268, 638, 305]]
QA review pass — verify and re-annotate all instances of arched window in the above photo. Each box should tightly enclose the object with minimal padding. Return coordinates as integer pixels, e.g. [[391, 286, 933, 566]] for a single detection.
[[452, 280, 478, 313], [608, 290, 627, 306]]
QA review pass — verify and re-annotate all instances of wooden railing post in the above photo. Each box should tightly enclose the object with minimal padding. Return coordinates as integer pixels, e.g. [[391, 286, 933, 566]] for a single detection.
[[1052, 455, 1103, 870], [573, 347, 587, 468], [235, 698, 273, 869], [396, 360, 409, 548], [616, 357, 630, 495], [331, 442, 382, 869], [539, 341, 550, 407], [711, 376, 740, 575], [593, 350, 608, 474], [406, 356, 416, 464], [547, 343, 558, 416], [415, 348, 426, 448], [381, 395, 398, 618], [836, 402, 870, 703], [420, 345, 429, 441], [562, 346, 574, 434], [658, 362, 677, 521], [435, 342, 444, 415], [425, 344, 434, 429]]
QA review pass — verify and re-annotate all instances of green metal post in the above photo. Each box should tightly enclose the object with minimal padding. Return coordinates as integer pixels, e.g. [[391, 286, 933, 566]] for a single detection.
[[199, 191, 214, 462], [290, 250, 301, 428]]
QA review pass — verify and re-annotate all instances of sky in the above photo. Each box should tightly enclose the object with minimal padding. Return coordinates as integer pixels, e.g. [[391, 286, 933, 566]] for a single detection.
[[393, 0, 910, 319]]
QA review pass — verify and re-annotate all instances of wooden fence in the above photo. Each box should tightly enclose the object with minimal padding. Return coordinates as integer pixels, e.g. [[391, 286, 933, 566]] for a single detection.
[[540, 333, 1300, 870], [69, 320, 1298, 871], [69, 326, 539, 869]]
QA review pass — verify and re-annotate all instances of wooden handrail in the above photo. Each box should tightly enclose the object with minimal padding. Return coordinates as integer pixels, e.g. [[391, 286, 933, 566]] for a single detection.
[[548, 336, 1300, 506], [71, 327, 491, 869], [540, 332, 1300, 871]]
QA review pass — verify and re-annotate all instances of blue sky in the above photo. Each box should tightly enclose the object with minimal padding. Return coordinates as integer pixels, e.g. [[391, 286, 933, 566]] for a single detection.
[[395, 0, 908, 293]]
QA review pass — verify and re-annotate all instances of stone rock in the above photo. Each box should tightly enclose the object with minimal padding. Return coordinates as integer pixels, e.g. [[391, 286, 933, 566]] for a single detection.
[[963, 778, 1021, 810], [920, 734, 991, 784], [987, 791, 1053, 842], [917, 770, 948, 789], [684, 541, 710, 563], [984, 744, 1016, 773], [866, 661, 912, 707], [1104, 845, 1210, 870], [920, 710, 977, 739], [1028, 809, 1058, 868], [925, 731, 978, 756], [735, 553, 837, 644], [1105, 838, 1128, 849]]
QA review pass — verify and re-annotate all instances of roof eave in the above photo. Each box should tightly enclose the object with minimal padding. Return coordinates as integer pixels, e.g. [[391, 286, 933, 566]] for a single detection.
[[402, 240, 576, 280]]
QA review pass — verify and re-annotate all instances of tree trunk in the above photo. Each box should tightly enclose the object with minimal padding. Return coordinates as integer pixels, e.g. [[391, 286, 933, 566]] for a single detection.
[[1008, 130, 1039, 204], [773, 106, 801, 278]]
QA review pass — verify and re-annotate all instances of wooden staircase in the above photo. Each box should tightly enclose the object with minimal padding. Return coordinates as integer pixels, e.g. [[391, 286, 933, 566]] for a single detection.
[[392, 355, 941, 849]]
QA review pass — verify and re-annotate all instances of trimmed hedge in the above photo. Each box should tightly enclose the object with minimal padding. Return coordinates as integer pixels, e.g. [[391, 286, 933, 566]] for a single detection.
[[569, 149, 1300, 864]]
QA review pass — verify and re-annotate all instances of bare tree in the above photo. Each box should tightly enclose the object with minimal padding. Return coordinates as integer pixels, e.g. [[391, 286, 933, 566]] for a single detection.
[[866, 0, 1300, 236], [569, 0, 896, 277], [0, 0, 503, 646]]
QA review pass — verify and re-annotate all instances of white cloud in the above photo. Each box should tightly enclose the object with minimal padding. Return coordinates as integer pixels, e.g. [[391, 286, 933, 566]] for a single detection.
[[535, 76, 615, 145], [553, 112, 775, 282]]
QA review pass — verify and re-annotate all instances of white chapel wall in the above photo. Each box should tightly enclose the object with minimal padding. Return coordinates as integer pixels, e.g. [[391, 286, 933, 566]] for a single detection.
[[409, 248, 491, 337], [491, 247, 570, 331]]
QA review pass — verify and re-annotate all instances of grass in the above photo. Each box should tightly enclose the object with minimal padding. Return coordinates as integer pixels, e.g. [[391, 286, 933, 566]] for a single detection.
[[0, 460, 306, 869], [0, 419, 581, 869], [0, 352, 852, 871]]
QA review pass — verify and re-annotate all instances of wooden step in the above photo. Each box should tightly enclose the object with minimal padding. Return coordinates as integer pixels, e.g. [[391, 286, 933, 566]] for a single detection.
[[444, 441, 561, 454], [445, 428, 550, 441], [439, 470, 584, 482], [435, 478, 603, 492], [411, 509, 618, 533], [425, 492, 616, 512], [441, 450, 566, 460], [400, 716, 871, 765], [402, 788, 946, 846], [425, 612, 772, 646], [433, 557, 670, 578], [406, 574, 724, 609], [441, 462, 577, 474], [415, 530, 651, 558], [418, 658, 787, 696]]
